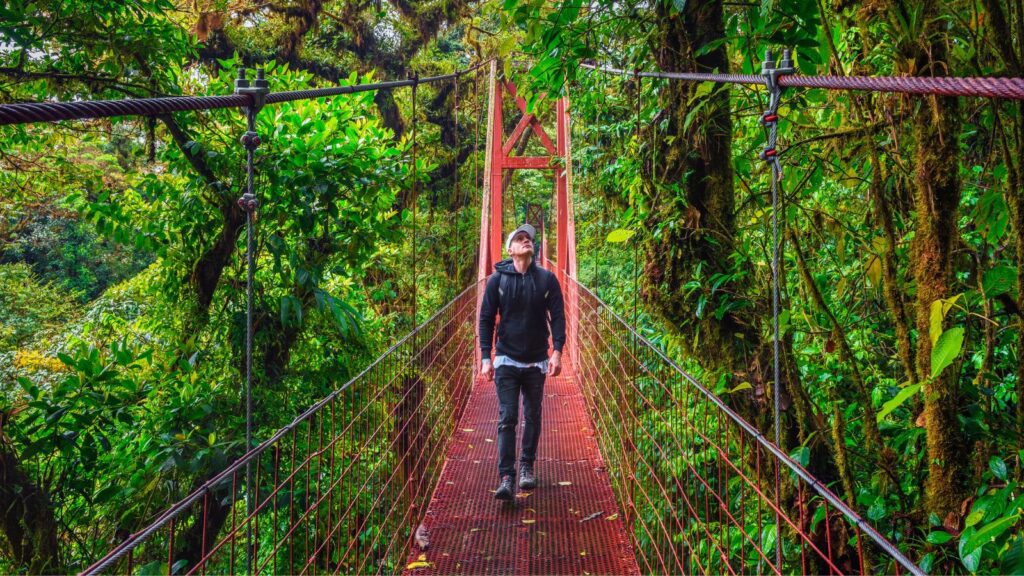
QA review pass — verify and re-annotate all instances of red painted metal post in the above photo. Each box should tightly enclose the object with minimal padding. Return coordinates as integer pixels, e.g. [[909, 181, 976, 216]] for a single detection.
[[489, 74, 504, 269], [555, 98, 569, 278]]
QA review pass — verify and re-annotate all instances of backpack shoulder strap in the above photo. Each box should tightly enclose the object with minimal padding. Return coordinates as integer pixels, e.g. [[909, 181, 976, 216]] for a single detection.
[[499, 273, 510, 303], [539, 268, 551, 301]]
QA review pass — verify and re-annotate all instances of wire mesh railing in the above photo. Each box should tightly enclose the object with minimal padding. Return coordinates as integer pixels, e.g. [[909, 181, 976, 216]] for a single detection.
[[567, 278, 921, 576], [84, 282, 480, 575]]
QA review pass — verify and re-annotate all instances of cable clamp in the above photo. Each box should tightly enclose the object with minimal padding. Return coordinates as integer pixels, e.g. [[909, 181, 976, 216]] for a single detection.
[[240, 131, 261, 150], [235, 68, 271, 113], [759, 48, 795, 115], [237, 192, 259, 213]]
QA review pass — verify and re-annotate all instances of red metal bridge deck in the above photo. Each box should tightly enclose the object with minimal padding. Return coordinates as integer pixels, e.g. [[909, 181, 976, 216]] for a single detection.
[[405, 359, 639, 575]]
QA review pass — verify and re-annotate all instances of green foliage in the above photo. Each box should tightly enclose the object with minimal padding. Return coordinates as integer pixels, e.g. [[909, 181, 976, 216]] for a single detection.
[[509, 0, 1024, 572], [1, 216, 153, 299], [0, 263, 78, 351]]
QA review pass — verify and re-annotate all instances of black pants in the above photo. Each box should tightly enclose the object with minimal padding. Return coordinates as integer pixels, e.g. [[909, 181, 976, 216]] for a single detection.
[[495, 364, 546, 478]]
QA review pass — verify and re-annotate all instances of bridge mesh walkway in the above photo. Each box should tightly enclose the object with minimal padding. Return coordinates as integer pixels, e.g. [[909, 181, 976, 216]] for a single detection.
[[404, 360, 639, 575]]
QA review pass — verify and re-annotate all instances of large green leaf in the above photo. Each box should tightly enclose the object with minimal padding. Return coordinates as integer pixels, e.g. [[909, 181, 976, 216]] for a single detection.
[[929, 294, 961, 345], [989, 456, 1008, 481], [876, 383, 921, 422], [1002, 536, 1024, 575], [606, 229, 636, 243], [926, 531, 952, 545], [930, 327, 964, 379], [983, 265, 1017, 298], [964, 514, 1021, 555]]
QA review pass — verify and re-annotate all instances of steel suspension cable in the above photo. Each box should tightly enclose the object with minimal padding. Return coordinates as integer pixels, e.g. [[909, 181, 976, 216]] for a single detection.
[[581, 62, 1024, 100], [633, 71, 641, 334], [411, 75, 419, 333], [233, 67, 269, 574], [453, 73, 461, 283], [759, 49, 794, 571], [0, 60, 492, 126], [473, 70, 481, 269]]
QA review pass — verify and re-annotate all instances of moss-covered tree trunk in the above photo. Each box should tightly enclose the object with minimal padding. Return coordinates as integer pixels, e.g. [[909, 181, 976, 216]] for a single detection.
[[645, 0, 748, 363], [904, 0, 968, 519], [642, 1, 841, 488], [0, 445, 59, 573]]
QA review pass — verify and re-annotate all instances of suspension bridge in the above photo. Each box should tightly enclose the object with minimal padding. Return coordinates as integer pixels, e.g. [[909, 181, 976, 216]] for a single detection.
[[4, 52, 1024, 575]]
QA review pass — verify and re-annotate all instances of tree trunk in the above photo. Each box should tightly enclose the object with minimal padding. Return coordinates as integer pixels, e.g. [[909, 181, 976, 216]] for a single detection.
[[906, 1, 968, 519], [0, 444, 59, 573], [644, 0, 748, 366], [870, 154, 918, 384]]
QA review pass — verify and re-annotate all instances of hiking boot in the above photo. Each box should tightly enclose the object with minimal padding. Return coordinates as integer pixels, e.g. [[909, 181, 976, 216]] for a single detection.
[[519, 465, 537, 490], [494, 475, 515, 501]]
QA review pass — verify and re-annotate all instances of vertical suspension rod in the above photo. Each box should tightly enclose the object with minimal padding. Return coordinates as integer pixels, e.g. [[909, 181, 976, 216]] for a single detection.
[[235, 66, 269, 576], [759, 48, 794, 571], [411, 75, 419, 333]]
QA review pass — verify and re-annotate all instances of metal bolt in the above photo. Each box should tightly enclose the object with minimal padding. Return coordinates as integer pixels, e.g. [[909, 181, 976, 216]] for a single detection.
[[254, 68, 269, 90], [779, 49, 794, 70], [235, 68, 250, 90]]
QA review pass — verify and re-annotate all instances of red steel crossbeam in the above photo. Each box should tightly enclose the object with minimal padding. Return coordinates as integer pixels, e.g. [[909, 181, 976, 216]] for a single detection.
[[502, 81, 558, 155]]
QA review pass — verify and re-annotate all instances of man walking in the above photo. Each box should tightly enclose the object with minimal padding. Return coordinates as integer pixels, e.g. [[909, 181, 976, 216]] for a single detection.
[[479, 223, 566, 501]]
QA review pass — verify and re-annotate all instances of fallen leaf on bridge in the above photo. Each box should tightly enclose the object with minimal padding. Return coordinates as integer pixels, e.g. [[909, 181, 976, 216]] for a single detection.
[[558, 481, 572, 486], [606, 513, 619, 520]]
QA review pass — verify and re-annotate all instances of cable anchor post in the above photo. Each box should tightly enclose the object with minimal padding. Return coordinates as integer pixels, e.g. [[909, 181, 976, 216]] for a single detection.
[[758, 49, 795, 181]]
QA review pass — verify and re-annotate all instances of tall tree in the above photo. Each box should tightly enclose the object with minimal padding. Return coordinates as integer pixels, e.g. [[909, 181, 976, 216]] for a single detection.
[[897, 0, 969, 518]]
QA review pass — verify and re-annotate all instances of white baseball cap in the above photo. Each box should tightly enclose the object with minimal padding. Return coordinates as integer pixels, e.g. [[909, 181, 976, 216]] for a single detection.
[[505, 223, 536, 252]]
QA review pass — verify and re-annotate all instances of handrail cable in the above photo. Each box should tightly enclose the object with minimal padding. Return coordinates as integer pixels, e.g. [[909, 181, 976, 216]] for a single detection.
[[82, 281, 482, 576], [0, 59, 493, 126], [581, 62, 1024, 100], [583, 49, 927, 575], [567, 277, 924, 576]]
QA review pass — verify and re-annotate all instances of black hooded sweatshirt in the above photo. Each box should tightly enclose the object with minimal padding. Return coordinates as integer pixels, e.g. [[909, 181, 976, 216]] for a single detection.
[[479, 258, 566, 363]]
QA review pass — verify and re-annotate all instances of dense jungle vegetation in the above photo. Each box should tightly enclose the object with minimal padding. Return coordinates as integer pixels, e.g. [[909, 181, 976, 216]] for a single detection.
[[2, 0, 1024, 573]]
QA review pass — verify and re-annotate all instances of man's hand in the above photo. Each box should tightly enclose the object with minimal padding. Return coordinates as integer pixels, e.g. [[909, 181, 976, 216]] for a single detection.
[[481, 359, 494, 381], [547, 351, 562, 377]]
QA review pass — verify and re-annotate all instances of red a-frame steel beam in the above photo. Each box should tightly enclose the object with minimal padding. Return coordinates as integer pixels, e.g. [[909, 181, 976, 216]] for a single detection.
[[483, 64, 571, 279], [503, 81, 557, 154]]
